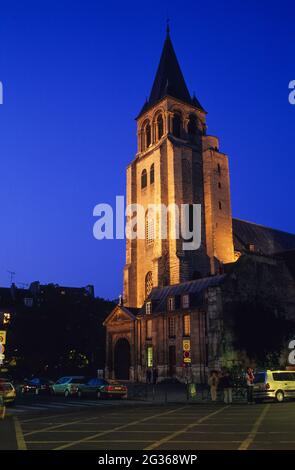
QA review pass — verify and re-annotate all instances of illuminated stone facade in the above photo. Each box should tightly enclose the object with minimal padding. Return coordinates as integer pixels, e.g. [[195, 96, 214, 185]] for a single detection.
[[104, 32, 295, 383]]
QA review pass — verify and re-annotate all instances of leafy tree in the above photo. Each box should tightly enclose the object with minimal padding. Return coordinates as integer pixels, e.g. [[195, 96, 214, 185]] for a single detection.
[[224, 300, 295, 368]]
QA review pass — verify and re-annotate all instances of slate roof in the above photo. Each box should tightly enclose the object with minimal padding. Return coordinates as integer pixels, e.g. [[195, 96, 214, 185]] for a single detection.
[[120, 306, 141, 317], [140, 275, 226, 314], [233, 218, 295, 256], [137, 32, 204, 118]]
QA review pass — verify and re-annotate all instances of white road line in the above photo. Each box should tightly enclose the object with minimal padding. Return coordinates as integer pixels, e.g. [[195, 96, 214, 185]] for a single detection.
[[14, 405, 47, 411]]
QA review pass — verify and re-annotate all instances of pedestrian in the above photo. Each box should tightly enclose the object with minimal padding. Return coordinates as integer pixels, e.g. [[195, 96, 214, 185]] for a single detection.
[[222, 370, 233, 404], [208, 370, 219, 402], [246, 367, 255, 404], [146, 368, 152, 384], [152, 367, 158, 385]]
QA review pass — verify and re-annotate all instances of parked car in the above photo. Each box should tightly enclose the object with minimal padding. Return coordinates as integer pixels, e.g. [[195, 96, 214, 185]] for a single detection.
[[253, 370, 295, 403], [51, 376, 86, 397], [20, 378, 53, 395], [0, 382, 16, 405], [77, 378, 127, 399]]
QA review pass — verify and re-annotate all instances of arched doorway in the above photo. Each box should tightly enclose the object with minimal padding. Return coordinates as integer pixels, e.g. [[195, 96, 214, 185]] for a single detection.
[[114, 338, 131, 380]]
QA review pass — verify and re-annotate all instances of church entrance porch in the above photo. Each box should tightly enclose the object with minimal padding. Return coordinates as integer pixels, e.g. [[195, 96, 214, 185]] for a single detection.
[[114, 338, 131, 380]]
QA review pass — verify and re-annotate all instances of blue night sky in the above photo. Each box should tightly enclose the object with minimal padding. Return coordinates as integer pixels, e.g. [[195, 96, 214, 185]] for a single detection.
[[0, 0, 294, 299]]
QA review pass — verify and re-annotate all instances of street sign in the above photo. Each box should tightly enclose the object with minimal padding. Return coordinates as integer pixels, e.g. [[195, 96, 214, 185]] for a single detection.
[[183, 339, 191, 364], [183, 339, 190, 351], [0, 331, 6, 345]]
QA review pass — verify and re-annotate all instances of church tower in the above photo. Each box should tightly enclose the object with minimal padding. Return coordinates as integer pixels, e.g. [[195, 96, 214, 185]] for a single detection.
[[124, 28, 235, 308]]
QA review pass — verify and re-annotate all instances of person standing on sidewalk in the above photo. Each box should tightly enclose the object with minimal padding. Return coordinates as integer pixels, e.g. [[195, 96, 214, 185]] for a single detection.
[[152, 367, 158, 385], [208, 370, 219, 402], [146, 368, 152, 384], [222, 370, 233, 404], [246, 367, 255, 404]]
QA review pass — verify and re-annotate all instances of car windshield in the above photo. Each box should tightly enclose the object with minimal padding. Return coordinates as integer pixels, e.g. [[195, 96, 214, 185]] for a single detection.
[[56, 377, 70, 384], [70, 378, 85, 384], [30, 378, 40, 384], [254, 372, 266, 384], [87, 378, 108, 386]]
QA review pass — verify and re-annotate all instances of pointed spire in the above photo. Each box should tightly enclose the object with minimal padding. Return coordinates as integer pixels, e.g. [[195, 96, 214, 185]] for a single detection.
[[137, 30, 204, 118]]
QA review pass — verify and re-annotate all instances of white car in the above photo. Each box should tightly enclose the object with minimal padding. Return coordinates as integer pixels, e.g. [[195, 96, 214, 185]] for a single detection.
[[253, 370, 295, 403]]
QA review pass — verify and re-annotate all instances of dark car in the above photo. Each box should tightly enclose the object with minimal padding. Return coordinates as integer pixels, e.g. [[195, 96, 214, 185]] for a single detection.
[[77, 378, 127, 399], [20, 378, 53, 395]]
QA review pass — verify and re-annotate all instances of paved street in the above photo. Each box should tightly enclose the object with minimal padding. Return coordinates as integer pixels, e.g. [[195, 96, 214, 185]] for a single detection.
[[2, 397, 295, 450]]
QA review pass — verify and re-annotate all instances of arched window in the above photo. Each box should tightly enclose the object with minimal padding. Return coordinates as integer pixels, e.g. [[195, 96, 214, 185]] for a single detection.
[[145, 209, 155, 245], [172, 113, 181, 138], [150, 163, 155, 185], [157, 114, 163, 139], [188, 114, 198, 139], [141, 169, 147, 189], [146, 123, 151, 147], [145, 271, 153, 298]]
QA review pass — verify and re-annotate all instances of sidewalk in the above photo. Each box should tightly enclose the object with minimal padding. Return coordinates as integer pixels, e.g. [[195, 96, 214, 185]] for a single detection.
[[126, 382, 246, 404], [0, 415, 19, 450]]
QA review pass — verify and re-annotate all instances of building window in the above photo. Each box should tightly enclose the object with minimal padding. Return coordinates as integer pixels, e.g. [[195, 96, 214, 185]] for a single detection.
[[146, 301, 152, 315], [182, 294, 189, 309], [145, 209, 154, 245], [147, 345, 153, 368], [172, 113, 181, 138], [146, 123, 151, 147], [219, 201, 222, 210], [218, 182, 221, 189], [141, 169, 147, 189], [24, 298, 33, 307], [167, 297, 175, 311], [217, 163, 221, 175], [157, 114, 163, 139], [183, 314, 191, 336], [168, 317, 176, 337], [145, 271, 153, 298], [150, 163, 155, 185], [188, 113, 198, 138], [146, 319, 152, 339]]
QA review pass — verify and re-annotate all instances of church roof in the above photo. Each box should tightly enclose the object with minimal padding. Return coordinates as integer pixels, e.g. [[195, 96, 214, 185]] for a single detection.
[[137, 31, 204, 118], [233, 218, 295, 255], [141, 275, 226, 314]]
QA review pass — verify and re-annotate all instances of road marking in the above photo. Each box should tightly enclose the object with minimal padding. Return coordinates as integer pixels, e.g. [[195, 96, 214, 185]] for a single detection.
[[144, 405, 229, 450], [53, 405, 189, 450], [238, 404, 270, 450], [13, 417, 27, 450], [23, 415, 100, 437], [20, 408, 101, 424]]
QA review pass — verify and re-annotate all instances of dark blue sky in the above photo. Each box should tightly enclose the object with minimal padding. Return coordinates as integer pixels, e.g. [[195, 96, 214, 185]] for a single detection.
[[0, 0, 294, 298]]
